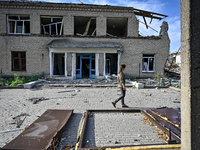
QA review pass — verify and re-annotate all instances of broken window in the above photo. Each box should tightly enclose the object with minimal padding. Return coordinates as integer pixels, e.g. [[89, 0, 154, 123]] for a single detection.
[[7, 15, 30, 34], [142, 54, 155, 72], [41, 16, 63, 35], [107, 18, 127, 37], [74, 16, 96, 36], [12, 52, 26, 71]]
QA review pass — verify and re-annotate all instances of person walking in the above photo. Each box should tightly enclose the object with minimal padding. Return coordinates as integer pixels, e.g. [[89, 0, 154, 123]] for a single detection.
[[112, 64, 128, 108]]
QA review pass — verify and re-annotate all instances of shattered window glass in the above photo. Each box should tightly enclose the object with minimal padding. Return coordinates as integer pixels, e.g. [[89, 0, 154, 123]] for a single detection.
[[41, 16, 63, 35], [7, 15, 30, 34], [142, 54, 155, 72]]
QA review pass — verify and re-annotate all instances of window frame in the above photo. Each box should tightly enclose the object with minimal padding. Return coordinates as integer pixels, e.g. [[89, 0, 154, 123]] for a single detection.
[[11, 52, 26, 71], [142, 54, 155, 72], [7, 15, 30, 34], [40, 16, 63, 35]]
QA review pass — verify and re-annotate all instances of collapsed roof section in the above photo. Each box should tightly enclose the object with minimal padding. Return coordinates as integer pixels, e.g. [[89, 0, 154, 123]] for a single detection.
[[0, 1, 168, 21]]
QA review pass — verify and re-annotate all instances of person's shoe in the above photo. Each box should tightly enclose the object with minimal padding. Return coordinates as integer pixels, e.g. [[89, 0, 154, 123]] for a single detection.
[[112, 102, 116, 108], [122, 104, 128, 108]]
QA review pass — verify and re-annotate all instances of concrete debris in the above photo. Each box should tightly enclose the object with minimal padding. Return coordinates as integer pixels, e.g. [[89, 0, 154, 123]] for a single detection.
[[0, 128, 23, 134], [142, 93, 151, 96], [28, 97, 49, 104], [57, 89, 76, 93], [12, 113, 30, 128], [71, 93, 76, 96]]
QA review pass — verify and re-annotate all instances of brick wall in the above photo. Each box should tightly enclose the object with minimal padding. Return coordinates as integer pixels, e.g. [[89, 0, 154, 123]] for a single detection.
[[0, 3, 169, 78]]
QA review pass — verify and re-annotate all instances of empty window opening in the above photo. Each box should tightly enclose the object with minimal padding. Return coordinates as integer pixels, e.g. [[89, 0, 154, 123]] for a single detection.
[[142, 54, 155, 72], [53, 53, 65, 75], [12, 52, 26, 71], [41, 16, 63, 35], [107, 18, 127, 37], [74, 16, 96, 36], [7, 15, 30, 34], [106, 53, 118, 75]]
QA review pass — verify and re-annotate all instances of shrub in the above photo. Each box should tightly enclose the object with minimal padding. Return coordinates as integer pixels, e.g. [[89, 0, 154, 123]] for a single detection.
[[5, 74, 38, 86], [154, 72, 166, 82]]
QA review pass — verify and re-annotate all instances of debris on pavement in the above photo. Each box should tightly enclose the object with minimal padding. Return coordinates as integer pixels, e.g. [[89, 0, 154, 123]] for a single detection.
[[57, 89, 76, 93], [28, 97, 49, 104], [12, 113, 30, 128], [0, 128, 23, 134], [141, 93, 151, 96]]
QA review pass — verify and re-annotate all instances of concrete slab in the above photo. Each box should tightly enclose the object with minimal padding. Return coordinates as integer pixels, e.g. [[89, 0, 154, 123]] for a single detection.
[[135, 83, 144, 89]]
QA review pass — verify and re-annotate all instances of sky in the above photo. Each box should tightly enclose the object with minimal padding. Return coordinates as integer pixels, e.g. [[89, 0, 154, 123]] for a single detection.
[[38, 0, 181, 53]]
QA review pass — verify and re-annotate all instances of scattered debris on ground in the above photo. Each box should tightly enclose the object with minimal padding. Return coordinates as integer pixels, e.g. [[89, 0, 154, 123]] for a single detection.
[[0, 128, 23, 134], [57, 89, 76, 93], [142, 117, 154, 126], [28, 97, 49, 104], [141, 93, 151, 96], [12, 113, 30, 128]]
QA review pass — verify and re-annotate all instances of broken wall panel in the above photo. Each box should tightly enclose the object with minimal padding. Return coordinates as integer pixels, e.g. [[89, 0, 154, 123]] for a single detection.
[[74, 16, 96, 36], [41, 16, 63, 35], [2, 109, 73, 150], [107, 18, 128, 37]]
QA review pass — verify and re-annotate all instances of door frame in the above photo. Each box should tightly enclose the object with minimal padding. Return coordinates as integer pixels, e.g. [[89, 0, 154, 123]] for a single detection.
[[76, 53, 95, 79]]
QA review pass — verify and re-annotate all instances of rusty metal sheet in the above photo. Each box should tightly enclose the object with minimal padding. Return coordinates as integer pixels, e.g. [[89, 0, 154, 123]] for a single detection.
[[141, 108, 181, 144], [2, 109, 73, 150], [150, 108, 181, 128]]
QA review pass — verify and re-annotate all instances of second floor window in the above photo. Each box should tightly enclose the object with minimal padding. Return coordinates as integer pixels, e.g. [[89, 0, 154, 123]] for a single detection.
[[41, 16, 63, 35], [7, 15, 30, 34]]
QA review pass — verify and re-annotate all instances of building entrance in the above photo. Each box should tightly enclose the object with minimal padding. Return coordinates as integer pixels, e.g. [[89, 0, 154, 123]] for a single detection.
[[76, 53, 95, 79]]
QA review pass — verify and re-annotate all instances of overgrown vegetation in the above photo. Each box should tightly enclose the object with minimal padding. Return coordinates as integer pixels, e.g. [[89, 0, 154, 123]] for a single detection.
[[154, 72, 166, 83], [5, 74, 38, 86]]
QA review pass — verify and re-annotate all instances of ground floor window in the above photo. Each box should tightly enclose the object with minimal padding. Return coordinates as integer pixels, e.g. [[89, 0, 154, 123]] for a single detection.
[[142, 54, 155, 72], [12, 52, 26, 71]]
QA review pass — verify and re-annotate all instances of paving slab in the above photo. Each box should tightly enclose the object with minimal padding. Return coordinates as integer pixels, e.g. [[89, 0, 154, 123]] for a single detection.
[[0, 87, 180, 148]]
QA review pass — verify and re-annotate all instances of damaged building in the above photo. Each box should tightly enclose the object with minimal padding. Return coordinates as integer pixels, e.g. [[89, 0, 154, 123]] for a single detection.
[[0, 1, 170, 79]]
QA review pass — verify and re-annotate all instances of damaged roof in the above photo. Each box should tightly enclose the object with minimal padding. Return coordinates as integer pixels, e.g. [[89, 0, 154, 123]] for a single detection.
[[0, 0, 167, 20]]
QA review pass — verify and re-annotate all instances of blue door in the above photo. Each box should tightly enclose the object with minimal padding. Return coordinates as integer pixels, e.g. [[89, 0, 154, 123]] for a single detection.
[[76, 54, 95, 79]]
